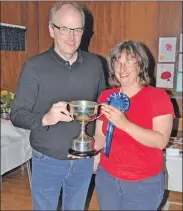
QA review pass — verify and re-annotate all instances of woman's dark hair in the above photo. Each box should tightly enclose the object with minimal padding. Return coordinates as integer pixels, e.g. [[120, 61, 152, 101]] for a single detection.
[[108, 40, 151, 87]]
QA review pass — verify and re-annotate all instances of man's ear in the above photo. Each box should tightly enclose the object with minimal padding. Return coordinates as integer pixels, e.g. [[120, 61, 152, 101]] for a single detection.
[[49, 24, 54, 38]]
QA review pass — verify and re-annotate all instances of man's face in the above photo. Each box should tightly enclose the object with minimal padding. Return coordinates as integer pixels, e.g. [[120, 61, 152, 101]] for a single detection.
[[49, 6, 83, 59]]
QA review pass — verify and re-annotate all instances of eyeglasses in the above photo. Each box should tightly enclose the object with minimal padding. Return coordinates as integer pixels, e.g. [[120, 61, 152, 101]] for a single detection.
[[53, 24, 84, 36], [113, 60, 137, 69]]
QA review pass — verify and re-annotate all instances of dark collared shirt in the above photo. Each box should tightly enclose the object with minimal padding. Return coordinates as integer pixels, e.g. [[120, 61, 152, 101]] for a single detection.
[[10, 46, 106, 159]]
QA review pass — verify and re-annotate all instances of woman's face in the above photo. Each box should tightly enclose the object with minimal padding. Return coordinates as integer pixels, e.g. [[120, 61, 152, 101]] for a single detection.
[[114, 50, 140, 87]]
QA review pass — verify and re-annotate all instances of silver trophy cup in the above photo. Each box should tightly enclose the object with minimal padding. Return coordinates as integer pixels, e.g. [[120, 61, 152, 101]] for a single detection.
[[68, 100, 101, 157]]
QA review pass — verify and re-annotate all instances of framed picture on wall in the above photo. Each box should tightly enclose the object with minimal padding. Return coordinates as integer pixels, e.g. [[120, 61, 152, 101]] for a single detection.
[[178, 54, 182, 72], [156, 63, 175, 88], [180, 34, 182, 53], [175, 72, 182, 92], [158, 37, 177, 62]]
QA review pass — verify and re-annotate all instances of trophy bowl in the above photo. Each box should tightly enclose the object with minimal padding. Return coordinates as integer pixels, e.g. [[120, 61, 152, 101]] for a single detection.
[[68, 100, 100, 157]]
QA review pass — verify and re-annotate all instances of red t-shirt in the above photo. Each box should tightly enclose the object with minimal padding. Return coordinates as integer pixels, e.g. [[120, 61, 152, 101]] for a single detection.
[[97, 86, 175, 181]]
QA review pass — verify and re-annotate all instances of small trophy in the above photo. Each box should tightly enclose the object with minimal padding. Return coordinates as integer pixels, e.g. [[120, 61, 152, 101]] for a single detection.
[[68, 100, 101, 157]]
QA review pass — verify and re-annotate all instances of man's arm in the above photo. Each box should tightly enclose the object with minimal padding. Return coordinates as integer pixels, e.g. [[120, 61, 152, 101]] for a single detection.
[[97, 61, 107, 97], [10, 61, 47, 131]]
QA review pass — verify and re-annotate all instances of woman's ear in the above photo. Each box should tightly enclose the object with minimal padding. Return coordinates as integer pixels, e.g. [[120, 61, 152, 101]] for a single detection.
[[137, 66, 142, 74]]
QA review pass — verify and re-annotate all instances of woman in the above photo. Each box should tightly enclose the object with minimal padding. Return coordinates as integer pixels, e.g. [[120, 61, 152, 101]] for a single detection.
[[94, 40, 175, 210]]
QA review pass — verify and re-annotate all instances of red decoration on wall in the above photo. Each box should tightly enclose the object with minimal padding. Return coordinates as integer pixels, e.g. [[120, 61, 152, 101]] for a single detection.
[[161, 71, 172, 80], [165, 44, 172, 51]]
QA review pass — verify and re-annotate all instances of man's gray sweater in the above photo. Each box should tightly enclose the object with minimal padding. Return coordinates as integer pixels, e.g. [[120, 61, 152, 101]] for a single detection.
[[10, 46, 106, 159]]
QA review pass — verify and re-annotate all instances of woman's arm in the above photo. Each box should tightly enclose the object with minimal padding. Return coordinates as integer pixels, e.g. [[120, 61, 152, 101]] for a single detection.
[[93, 120, 105, 172], [94, 120, 105, 151], [101, 105, 173, 150], [123, 114, 173, 149]]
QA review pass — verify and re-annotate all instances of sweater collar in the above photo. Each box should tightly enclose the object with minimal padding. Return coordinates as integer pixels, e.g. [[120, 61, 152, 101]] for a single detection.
[[49, 45, 84, 64]]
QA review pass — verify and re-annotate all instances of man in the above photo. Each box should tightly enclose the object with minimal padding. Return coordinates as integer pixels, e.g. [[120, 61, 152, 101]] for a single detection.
[[10, 2, 106, 210]]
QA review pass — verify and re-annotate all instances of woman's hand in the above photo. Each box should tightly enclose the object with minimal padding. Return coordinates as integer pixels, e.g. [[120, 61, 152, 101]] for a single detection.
[[101, 104, 129, 131]]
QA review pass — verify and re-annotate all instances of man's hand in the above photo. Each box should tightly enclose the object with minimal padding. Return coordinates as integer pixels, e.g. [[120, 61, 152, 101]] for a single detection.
[[67, 154, 88, 159], [42, 102, 73, 126]]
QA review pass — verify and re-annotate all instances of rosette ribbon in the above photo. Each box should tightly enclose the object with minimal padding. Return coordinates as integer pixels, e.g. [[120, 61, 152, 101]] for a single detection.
[[103, 92, 130, 157]]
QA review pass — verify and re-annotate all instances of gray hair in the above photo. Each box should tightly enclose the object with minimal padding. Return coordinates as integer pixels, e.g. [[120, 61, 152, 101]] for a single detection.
[[108, 40, 151, 88], [49, 2, 85, 27]]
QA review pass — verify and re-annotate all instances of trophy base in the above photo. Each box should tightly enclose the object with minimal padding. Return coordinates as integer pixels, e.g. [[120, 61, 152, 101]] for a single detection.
[[68, 148, 97, 157]]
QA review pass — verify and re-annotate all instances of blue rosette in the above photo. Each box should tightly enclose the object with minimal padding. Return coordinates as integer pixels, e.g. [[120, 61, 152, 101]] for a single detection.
[[103, 92, 130, 157]]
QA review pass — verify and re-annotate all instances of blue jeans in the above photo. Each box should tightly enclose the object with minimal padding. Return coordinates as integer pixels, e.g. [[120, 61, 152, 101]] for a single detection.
[[95, 166, 164, 210], [31, 150, 94, 210]]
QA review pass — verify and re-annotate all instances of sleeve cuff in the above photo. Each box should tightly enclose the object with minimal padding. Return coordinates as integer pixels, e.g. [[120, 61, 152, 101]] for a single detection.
[[36, 113, 49, 131]]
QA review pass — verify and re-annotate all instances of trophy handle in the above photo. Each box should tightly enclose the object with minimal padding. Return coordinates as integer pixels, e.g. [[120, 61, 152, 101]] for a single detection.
[[91, 113, 103, 121], [85, 104, 104, 125]]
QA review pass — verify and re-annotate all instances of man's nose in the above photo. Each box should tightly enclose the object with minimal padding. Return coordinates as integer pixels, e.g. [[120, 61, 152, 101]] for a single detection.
[[69, 30, 74, 39]]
